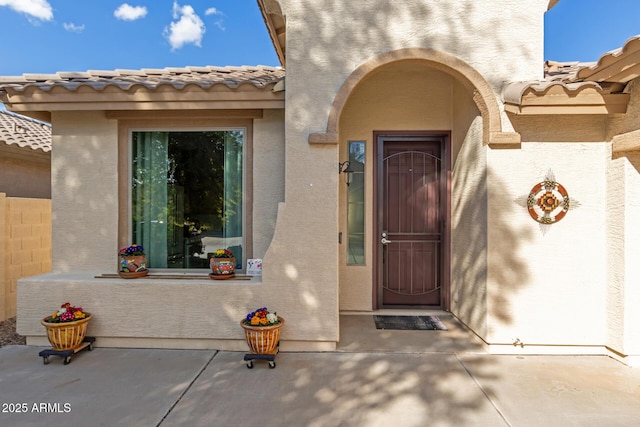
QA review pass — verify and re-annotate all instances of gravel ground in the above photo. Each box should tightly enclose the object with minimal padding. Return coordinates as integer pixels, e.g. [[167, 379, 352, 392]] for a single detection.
[[0, 317, 26, 348]]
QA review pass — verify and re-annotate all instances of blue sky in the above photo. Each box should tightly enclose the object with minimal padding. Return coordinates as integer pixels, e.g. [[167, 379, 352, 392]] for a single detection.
[[0, 0, 638, 76], [0, 1, 279, 75], [545, 0, 640, 62]]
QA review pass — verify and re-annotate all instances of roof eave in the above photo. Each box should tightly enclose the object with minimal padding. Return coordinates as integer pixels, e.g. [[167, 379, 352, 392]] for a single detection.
[[257, 0, 286, 67], [1, 84, 285, 114], [505, 91, 630, 116]]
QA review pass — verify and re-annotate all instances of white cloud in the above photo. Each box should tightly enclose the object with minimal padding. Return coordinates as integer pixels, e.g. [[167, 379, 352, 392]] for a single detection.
[[0, 0, 53, 21], [163, 2, 206, 51], [114, 3, 148, 21], [63, 22, 85, 33], [205, 6, 225, 30]]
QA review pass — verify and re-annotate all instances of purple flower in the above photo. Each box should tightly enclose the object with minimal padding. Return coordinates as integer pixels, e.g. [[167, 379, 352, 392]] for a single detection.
[[60, 311, 74, 322]]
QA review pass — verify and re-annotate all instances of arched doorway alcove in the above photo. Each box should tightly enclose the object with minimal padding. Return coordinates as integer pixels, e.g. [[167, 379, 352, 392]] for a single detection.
[[335, 50, 492, 336]]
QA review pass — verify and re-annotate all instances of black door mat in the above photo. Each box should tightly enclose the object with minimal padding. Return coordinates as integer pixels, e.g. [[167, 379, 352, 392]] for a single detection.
[[373, 315, 448, 331]]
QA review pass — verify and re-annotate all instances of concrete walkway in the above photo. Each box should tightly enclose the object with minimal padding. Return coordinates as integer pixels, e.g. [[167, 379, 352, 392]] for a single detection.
[[1, 315, 640, 426]]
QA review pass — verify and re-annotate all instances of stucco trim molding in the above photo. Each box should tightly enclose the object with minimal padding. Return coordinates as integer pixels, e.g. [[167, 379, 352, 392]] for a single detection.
[[307, 47, 520, 147], [612, 129, 640, 153]]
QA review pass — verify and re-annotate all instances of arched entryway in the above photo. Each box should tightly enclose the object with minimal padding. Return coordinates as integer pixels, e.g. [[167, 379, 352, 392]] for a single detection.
[[309, 48, 519, 146], [333, 49, 499, 312]]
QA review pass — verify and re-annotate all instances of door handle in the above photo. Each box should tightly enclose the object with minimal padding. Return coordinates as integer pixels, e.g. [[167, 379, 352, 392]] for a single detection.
[[381, 237, 392, 245]]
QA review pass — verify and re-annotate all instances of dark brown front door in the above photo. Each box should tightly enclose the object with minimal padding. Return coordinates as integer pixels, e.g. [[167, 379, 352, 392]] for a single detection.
[[376, 133, 447, 307]]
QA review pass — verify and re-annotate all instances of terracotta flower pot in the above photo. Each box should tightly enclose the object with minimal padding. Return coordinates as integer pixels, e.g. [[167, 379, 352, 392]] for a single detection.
[[120, 255, 147, 272], [240, 316, 284, 354], [210, 257, 236, 278], [41, 314, 92, 351]]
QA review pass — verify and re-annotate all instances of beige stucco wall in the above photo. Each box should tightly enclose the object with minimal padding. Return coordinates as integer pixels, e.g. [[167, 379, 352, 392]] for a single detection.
[[606, 153, 626, 353], [619, 152, 640, 356], [47, 110, 287, 270], [605, 78, 640, 362], [18, 108, 341, 350], [450, 80, 488, 335], [253, 109, 286, 258], [0, 150, 50, 199], [50, 111, 119, 272], [279, 0, 549, 98], [451, 117, 488, 336], [19, 272, 338, 351], [493, 115, 610, 347], [267, 0, 548, 332], [468, 80, 640, 362], [605, 151, 640, 360], [488, 142, 608, 345]]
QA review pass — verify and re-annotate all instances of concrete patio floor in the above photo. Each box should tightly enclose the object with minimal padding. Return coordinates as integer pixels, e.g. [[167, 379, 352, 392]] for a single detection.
[[1, 314, 639, 426]]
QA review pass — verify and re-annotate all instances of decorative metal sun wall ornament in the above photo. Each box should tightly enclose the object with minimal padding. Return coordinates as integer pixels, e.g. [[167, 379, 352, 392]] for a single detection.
[[516, 170, 580, 235]]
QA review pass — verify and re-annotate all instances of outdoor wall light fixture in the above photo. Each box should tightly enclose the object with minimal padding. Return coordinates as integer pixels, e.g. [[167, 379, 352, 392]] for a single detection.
[[338, 161, 353, 186]]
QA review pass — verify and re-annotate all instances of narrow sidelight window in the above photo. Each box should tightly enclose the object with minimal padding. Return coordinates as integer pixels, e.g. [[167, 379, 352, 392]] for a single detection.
[[347, 141, 365, 265]]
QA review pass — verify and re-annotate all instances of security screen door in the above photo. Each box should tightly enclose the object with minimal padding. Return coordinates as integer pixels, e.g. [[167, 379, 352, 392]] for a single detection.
[[377, 133, 445, 307]]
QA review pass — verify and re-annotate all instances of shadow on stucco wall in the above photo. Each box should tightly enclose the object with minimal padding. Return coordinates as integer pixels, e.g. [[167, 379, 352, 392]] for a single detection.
[[50, 122, 118, 272], [285, 0, 536, 122], [485, 167, 534, 326], [451, 117, 533, 337], [278, 0, 540, 338]]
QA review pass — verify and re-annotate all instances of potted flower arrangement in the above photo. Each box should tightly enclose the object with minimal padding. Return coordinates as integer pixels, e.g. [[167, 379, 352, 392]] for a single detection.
[[41, 302, 92, 351], [119, 244, 148, 278], [209, 248, 236, 279], [240, 307, 284, 356]]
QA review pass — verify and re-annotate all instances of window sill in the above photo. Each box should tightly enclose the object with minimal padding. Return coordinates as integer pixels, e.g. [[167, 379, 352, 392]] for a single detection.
[[95, 272, 261, 284]]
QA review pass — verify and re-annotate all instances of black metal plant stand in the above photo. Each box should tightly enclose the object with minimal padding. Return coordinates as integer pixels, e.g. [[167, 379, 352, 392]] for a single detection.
[[243, 341, 279, 369], [39, 337, 96, 365]]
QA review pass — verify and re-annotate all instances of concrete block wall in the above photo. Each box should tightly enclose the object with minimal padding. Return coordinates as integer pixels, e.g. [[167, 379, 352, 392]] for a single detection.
[[0, 193, 51, 320]]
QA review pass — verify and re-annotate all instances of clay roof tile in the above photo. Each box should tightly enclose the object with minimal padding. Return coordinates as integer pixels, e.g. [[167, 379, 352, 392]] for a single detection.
[[0, 110, 51, 153]]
